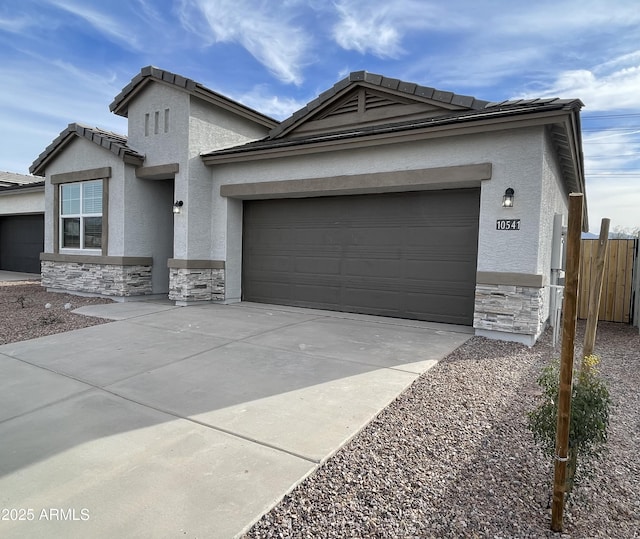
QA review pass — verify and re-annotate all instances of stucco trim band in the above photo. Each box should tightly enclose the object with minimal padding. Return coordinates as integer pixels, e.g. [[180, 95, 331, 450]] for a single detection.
[[167, 259, 225, 269], [476, 271, 545, 288], [40, 253, 153, 266], [51, 167, 112, 184], [221, 163, 492, 199], [136, 163, 179, 180]]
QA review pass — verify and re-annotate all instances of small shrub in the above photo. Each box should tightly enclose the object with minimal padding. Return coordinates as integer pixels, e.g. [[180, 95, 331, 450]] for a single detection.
[[15, 295, 27, 308], [38, 312, 62, 326], [528, 355, 611, 492]]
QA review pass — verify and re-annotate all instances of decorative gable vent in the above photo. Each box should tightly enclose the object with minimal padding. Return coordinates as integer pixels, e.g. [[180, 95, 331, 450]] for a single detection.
[[323, 89, 402, 119], [364, 90, 398, 110], [326, 93, 359, 117]]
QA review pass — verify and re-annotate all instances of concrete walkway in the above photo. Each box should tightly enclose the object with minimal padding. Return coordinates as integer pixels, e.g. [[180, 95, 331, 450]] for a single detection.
[[0, 270, 40, 281], [0, 301, 472, 538]]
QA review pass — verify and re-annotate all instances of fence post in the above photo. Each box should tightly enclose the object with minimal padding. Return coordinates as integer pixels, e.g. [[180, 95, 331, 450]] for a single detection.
[[635, 233, 640, 333], [582, 219, 610, 361], [551, 193, 583, 532]]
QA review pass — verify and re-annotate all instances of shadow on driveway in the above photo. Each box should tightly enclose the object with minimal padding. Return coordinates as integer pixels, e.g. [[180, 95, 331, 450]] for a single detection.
[[0, 302, 471, 538]]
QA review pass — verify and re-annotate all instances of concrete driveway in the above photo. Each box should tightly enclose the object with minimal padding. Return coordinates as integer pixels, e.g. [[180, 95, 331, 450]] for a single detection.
[[0, 301, 472, 538]]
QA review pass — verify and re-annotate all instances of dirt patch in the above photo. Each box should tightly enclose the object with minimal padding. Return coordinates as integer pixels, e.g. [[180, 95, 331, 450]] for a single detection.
[[0, 281, 115, 345]]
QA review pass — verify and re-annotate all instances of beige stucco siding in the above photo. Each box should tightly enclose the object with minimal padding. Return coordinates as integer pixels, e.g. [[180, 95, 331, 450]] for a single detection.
[[0, 190, 44, 215]]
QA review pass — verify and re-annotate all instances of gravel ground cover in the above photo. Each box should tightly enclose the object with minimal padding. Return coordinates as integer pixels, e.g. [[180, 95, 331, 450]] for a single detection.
[[0, 281, 114, 345], [245, 322, 640, 539]]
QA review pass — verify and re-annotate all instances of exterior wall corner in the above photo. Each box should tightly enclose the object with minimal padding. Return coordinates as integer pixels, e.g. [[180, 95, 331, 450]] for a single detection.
[[168, 267, 225, 302]]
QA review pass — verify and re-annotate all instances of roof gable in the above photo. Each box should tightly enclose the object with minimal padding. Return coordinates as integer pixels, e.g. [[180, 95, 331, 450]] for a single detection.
[[109, 66, 278, 129], [30, 123, 144, 176], [269, 71, 490, 139]]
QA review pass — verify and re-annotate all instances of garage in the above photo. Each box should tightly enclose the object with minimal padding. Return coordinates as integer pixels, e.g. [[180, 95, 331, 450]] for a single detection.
[[242, 188, 480, 325], [0, 214, 44, 274]]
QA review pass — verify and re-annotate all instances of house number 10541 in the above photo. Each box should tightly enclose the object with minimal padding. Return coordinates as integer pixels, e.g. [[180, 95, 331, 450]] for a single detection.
[[496, 219, 521, 230]]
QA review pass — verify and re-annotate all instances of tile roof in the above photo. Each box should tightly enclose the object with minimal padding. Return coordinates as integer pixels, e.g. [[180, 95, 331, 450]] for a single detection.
[[109, 66, 278, 129], [201, 71, 585, 225], [30, 123, 144, 176], [204, 96, 584, 157], [0, 171, 45, 188], [267, 71, 492, 139]]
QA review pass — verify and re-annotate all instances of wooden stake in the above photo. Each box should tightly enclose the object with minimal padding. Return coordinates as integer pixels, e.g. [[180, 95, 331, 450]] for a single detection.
[[582, 218, 610, 362], [551, 193, 583, 532]]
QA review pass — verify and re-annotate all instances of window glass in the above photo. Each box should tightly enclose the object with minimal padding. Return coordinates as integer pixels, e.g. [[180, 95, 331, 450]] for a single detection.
[[59, 180, 103, 250], [83, 217, 102, 248], [61, 184, 81, 215], [82, 180, 103, 214], [62, 218, 81, 248]]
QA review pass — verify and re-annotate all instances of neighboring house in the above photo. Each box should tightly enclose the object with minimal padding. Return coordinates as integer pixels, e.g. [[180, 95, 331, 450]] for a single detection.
[[0, 171, 45, 273], [30, 66, 587, 345]]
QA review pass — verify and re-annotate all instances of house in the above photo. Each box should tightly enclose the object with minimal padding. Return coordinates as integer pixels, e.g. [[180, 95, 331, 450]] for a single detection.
[[30, 66, 587, 346], [0, 171, 45, 273]]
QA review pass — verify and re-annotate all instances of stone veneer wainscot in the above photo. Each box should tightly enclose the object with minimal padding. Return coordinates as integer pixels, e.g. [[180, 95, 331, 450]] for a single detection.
[[169, 267, 225, 303], [41, 260, 152, 296], [473, 283, 545, 336]]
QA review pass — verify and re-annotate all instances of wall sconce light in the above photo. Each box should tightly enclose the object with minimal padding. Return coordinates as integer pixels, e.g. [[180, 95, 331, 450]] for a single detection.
[[502, 188, 515, 208], [173, 200, 184, 214]]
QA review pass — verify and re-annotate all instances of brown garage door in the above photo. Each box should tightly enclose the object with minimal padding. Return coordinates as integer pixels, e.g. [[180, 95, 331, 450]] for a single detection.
[[0, 214, 44, 274], [242, 188, 480, 325]]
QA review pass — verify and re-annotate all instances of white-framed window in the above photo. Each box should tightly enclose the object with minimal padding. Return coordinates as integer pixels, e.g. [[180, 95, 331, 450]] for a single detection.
[[60, 179, 103, 250]]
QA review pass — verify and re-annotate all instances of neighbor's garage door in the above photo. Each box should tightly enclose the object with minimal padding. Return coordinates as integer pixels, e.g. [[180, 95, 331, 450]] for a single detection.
[[242, 188, 480, 325], [0, 214, 44, 274]]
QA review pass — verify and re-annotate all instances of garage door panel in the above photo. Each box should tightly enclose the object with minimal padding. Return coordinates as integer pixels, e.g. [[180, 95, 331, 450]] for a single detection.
[[242, 189, 479, 325], [342, 258, 401, 277], [293, 284, 341, 305], [404, 259, 476, 282], [0, 214, 44, 274], [294, 257, 341, 274], [247, 254, 294, 272]]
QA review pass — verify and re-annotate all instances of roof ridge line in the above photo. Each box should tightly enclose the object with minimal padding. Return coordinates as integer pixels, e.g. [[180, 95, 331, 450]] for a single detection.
[[267, 70, 491, 139]]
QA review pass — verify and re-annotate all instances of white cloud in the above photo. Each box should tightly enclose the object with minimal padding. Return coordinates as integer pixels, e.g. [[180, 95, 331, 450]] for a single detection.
[[177, 0, 313, 84], [0, 14, 33, 33], [583, 130, 640, 171], [515, 51, 640, 110], [494, 0, 640, 36], [582, 127, 640, 232], [332, 0, 448, 58], [586, 176, 640, 232], [47, 0, 142, 50], [0, 59, 127, 174], [235, 85, 309, 120]]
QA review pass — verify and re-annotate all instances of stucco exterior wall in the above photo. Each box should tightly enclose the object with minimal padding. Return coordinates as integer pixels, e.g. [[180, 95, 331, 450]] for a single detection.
[[181, 96, 271, 261], [0, 190, 44, 215], [42, 137, 125, 255], [127, 83, 190, 167], [539, 128, 569, 275], [210, 126, 547, 296], [536, 128, 570, 327], [122, 167, 174, 293], [474, 127, 569, 344]]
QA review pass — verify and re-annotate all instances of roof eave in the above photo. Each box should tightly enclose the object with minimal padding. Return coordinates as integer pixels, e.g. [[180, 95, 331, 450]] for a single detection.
[[109, 66, 279, 129], [203, 106, 576, 162], [0, 182, 45, 195], [30, 131, 76, 176], [30, 123, 145, 176]]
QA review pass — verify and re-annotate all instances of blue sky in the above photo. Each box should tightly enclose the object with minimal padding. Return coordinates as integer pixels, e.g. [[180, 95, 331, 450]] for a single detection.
[[1, 0, 638, 233]]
